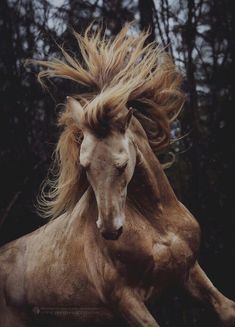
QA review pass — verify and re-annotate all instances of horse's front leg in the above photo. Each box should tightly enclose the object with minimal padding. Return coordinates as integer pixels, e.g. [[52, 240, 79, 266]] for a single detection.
[[110, 287, 160, 327], [184, 261, 235, 326]]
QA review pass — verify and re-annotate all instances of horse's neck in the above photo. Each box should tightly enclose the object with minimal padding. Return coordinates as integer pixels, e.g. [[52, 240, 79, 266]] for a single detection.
[[145, 148, 177, 205], [69, 186, 96, 224], [128, 135, 177, 219]]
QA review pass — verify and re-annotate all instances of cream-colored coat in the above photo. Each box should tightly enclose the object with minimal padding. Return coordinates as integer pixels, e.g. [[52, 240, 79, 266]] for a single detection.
[[0, 116, 235, 327]]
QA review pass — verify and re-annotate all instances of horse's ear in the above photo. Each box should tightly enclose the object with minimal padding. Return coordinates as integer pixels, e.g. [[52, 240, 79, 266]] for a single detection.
[[67, 96, 84, 123], [122, 107, 134, 132]]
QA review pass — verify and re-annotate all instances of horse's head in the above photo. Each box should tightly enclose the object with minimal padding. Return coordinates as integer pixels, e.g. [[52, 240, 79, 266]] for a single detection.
[[69, 97, 136, 240]]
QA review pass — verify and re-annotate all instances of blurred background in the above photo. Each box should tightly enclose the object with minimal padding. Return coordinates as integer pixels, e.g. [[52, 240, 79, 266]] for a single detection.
[[0, 0, 234, 326]]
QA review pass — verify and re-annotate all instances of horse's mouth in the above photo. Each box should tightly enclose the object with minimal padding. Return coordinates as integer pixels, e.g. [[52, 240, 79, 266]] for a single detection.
[[101, 226, 123, 240]]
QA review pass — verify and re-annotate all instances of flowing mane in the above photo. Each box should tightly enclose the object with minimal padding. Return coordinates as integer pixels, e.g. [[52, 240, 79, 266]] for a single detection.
[[31, 24, 185, 219]]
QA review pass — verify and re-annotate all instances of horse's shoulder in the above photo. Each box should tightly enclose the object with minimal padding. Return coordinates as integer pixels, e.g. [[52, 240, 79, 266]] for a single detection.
[[0, 240, 28, 307]]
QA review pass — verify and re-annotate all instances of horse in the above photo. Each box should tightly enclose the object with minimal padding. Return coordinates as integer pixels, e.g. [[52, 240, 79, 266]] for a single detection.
[[0, 24, 234, 327]]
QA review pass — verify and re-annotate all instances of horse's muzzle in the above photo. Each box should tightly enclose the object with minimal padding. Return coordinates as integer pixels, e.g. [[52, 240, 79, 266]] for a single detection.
[[101, 226, 123, 240]]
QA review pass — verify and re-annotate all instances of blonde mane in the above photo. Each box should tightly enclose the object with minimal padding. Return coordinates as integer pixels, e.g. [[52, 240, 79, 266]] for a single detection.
[[32, 24, 185, 219]]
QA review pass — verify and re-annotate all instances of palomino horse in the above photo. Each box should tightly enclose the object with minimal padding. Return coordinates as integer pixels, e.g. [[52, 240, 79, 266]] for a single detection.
[[0, 25, 234, 327]]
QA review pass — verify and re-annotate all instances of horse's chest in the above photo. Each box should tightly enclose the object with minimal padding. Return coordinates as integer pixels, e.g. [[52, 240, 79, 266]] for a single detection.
[[113, 231, 195, 283], [152, 233, 195, 279]]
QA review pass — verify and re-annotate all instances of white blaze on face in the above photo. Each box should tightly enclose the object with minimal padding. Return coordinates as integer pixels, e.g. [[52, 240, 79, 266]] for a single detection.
[[80, 130, 136, 239]]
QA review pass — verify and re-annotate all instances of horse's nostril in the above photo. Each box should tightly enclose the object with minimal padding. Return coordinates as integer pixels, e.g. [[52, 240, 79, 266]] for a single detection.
[[117, 226, 123, 237], [101, 226, 123, 241]]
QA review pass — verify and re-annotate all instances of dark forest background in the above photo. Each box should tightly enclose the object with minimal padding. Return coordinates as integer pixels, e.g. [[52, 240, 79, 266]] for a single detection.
[[0, 0, 234, 326]]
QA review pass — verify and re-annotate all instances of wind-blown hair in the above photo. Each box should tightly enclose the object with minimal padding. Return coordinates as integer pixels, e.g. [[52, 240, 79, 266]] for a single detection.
[[31, 24, 185, 219]]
